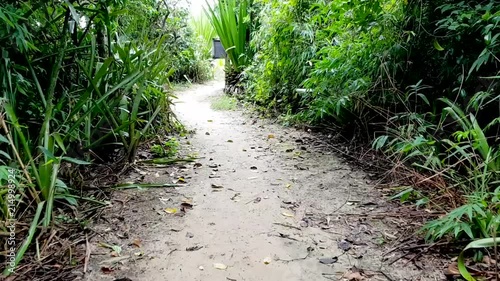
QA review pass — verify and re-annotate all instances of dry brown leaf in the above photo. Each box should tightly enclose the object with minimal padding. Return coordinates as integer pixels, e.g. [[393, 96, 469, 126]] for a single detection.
[[132, 239, 142, 248], [444, 262, 460, 276], [344, 272, 364, 280], [483, 256, 497, 266]]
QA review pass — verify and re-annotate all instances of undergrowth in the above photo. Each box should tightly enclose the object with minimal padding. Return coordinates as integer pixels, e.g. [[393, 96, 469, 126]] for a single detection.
[[0, 0, 212, 277], [211, 96, 238, 111], [238, 0, 500, 269]]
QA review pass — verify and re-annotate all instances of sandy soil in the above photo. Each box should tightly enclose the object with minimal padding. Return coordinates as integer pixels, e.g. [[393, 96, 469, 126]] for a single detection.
[[84, 82, 445, 281]]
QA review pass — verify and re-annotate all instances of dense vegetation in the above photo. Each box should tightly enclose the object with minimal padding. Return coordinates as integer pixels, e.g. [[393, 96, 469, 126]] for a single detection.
[[0, 0, 212, 277], [1, 0, 499, 278], [210, 0, 499, 277]]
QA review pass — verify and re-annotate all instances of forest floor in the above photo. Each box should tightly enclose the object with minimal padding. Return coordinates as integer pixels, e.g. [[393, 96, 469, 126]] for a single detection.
[[84, 81, 447, 281]]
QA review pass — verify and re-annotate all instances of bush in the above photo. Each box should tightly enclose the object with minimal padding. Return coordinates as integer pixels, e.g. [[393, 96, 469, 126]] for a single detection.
[[0, 0, 211, 275], [243, 0, 500, 246]]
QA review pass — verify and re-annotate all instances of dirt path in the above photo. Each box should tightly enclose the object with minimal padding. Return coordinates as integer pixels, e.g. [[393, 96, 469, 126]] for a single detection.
[[85, 82, 444, 281]]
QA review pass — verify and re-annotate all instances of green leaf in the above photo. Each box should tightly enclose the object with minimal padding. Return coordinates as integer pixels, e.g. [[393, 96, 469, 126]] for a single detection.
[[433, 39, 444, 51], [0, 134, 9, 144], [461, 223, 474, 239], [390, 187, 414, 202], [0, 150, 12, 160], [53, 133, 67, 154], [55, 194, 78, 206], [2, 202, 45, 276], [38, 146, 56, 161], [458, 238, 500, 281], [61, 157, 91, 165]]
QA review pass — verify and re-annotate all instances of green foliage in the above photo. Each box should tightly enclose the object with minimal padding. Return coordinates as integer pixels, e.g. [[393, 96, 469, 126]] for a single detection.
[[119, 0, 213, 82], [190, 12, 217, 60], [205, 0, 253, 71], [151, 138, 179, 158], [0, 0, 210, 274], [211, 95, 237, 111], [245, 0, 316, 111], [244, 0, 500, 261], [458, 238, 500, 281]]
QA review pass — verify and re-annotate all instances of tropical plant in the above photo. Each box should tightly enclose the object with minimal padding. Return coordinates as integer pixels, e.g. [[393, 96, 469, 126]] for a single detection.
[[0, 0, 197, 275], [205, 0, 254, 94]]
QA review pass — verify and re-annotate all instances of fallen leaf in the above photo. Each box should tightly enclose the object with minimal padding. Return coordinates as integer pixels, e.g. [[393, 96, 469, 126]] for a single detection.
[[268, 134, 275, 139], [483, 256, 497, 266], [181, 202, 193, 210], [101, 266, 115, 274], [165, 208, 178, 214], [338, 240, 352, 251], [213, 263, 227, 270], [207, 120, 213, 122], [227, 139, 233, 143], [344, 272, 364, 280], [285, 183, 292, 189], [177, 177, 186, 183], [132, 239, 142, 248], [263, 257, 272, 264], [383, 232, 397, 240], [443, 262, 460, 276], [319, 257, 338, 264], [99, 243, 122, 256], [282, 211, 294, 217]]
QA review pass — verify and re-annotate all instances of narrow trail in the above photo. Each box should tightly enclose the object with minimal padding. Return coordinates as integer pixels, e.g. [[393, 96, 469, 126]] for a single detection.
[[85, 82, 443, 281]]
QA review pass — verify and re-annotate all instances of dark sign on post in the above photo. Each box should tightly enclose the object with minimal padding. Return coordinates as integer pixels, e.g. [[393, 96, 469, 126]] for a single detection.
[[212, 38, 226, 59]]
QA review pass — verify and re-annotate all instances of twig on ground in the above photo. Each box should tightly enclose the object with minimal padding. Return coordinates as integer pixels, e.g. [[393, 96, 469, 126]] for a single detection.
[[275, 232, 301, 242], [329, 187, 351, 215], [273, 222, 301, 231], [276, 252, 310, 263], [167, 249, 178, 256], [84, 234, 90, 273]]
